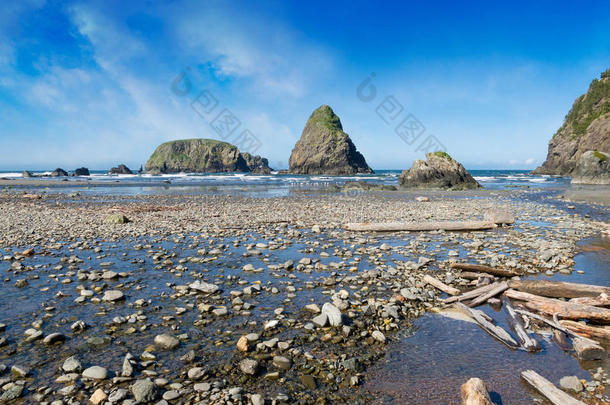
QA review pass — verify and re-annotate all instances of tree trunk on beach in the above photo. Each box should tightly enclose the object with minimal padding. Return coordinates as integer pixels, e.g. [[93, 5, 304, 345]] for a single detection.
[[504, 289, 610, 322], [507, 280, 610, 299], [450, 263, 521, 277], [344, 221, 497, 232], [521, 370, 586, 405]]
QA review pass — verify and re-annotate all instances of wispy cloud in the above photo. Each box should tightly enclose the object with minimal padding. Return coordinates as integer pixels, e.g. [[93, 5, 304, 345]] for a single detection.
[[173, 2, 333, 98]]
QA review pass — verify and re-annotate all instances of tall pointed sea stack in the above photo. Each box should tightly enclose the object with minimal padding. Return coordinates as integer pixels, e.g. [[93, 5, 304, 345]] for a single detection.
[[289, 105, 373, 175]]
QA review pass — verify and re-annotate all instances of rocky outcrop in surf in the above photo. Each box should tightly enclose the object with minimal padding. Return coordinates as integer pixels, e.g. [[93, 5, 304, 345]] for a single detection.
[[145, 139, 271, 174], [399, 152, 481, 190], [288, 105, 373, 175]]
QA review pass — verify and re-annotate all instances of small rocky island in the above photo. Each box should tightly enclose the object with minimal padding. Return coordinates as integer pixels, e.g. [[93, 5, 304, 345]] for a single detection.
[[399, 152, 481, 190], [289, 105, 373, 175], [534, 68, 610, 183], [145, 139, 271, 174]]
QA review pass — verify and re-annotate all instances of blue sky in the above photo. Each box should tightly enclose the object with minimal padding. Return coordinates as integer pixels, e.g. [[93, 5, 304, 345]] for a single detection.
[[1, 0, 609, 171]]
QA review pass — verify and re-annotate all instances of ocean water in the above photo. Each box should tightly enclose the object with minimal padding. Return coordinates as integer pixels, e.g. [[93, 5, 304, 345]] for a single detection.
[[0, 169, 571, 196]]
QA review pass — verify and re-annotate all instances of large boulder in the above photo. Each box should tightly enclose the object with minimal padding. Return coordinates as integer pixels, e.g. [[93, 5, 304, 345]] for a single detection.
[[399, 152, 481, 190], [72, 167, 90, 176], [533, 68, 610, 175], [50, 168, 68, 177], [571, 150, 610, 184], [289, 105, 373, 175], [145, 139, 271, 174], [109, 164, 133, 175]]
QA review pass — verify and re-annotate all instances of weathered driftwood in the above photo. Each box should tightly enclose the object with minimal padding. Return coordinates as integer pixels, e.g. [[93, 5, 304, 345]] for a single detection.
[[450, 263, 520, 277], [455, 302, 519, 348], [505, 289, 610, 322], [468, 282, 509, 308], [459, 272, 494, 280], [343, 220, 497, 232], [508, 280, 610, 299], [570, 293, 610, 307], [515, 308, 600, 345], [504, 299, 540, 351], [559, 319, 610, 340], [460, 378, 493, 405], [423, 275, 460, 296], [552, 329, 572, 351], [572, 336, 606, 360], [444, 283, 500, 304], [521, 370, 586, 405]]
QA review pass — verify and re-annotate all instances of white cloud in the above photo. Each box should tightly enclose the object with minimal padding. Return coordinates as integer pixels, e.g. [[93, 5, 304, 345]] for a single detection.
[[174, 2, 333, 98]]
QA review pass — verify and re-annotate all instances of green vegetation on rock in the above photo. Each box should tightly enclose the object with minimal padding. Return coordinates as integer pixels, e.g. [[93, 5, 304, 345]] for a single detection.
[[431, 151, 452, 160], [308, 105, 343, 134], [534, 68, 610, 176], [104, 214, 129, 224], [593, 150, 608, 162], [289, 105, 373, 175], [561, 72, 610, 138], [145, 139, 271, 173]]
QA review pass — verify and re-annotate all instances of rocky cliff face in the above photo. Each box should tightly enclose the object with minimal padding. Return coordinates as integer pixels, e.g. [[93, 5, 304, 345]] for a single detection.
[[289, 105, 373, 175], [571, 150, 610, 185], [533, 69, 610, 175], [145, 139, 271, 174], [399, 152, 481, 190]]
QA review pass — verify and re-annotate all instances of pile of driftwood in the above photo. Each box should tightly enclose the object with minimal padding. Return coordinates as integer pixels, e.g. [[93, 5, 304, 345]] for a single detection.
[[423, 263, 610, 404]]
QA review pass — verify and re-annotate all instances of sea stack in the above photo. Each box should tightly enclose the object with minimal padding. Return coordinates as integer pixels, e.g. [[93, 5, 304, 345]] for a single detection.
[[399, 152, 481, 190], [289, 105, 373, 175], [145, 139, 271, 174], [109, 164, 133, 175], [533, 68, 610, 178]]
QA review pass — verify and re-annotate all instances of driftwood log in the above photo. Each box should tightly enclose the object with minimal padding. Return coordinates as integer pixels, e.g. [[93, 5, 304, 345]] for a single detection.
[[468, 282, 509, 308], [508, 280, 610, 299], [423, 275, 460, 296], [570, 293, 610, 307], [343, 221, 497, 232], [571, 336, 606, 360], [504, 299, 539, 351], [450, 263, 521, 277], [444, 282, 500, 304], [514, 309, 600, 345], [552, 329, 572, 350], [559, 320, 610, 340], [460, 378, 493, 405], [459, 272, 495, 280], [521, 370, 585, 405], [455, 302, 519, 349], [505, 289, 610, 322]]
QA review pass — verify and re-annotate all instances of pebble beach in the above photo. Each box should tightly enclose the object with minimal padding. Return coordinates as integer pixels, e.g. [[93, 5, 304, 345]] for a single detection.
[[0, 182, 608, 404]]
